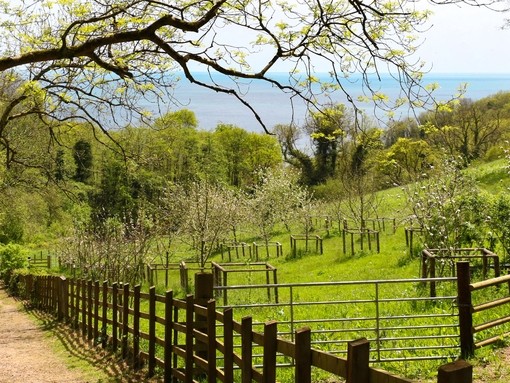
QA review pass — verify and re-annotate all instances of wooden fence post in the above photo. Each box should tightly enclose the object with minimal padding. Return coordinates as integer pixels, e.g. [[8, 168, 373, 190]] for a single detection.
[[457, 261, 475, 358], [194, 273, 214, 378], [81, 279, 87, 336], [93, 281, 99, 344], [73, 279, 80, 329], [122, 283, 129, 359], [295, 327, 311, 383], [207, 299, 217, 383], [263, 321, 277, 383], [57, 276, 67, 321], [133, 285, 141, 370], [437, 360, 472, 383], [112, 282, 118, 351], [185, 294, 194, 383], [87, 280, 93, 340], [347, 338, 370, 383], [164, 289, 173, 383], [223, 308, 234, 383], [241, 316, 253, 383], [101, 281, 108, 348], [148, 286, 156, 377]]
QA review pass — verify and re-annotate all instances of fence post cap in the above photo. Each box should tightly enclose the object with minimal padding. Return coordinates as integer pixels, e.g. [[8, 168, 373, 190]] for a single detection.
[[438, 359, 473, 374]]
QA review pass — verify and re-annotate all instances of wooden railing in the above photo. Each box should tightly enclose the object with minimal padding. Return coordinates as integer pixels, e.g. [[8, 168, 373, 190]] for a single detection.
[[457, 261, 510, 358], [14, 272, 472, 383]]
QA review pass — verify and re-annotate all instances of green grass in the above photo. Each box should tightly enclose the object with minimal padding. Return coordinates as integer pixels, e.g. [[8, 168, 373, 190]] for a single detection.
[[45, 158, 510, 382]]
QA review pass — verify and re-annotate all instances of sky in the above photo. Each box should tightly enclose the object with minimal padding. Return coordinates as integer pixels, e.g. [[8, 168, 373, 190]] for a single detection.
[[417, 3, 510, 73]]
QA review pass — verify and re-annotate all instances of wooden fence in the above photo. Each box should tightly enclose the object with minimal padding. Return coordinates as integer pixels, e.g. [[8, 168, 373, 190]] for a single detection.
[[457, 261, 510, 358], [15, 272, 471, 383], [422, 248, 500, 297]]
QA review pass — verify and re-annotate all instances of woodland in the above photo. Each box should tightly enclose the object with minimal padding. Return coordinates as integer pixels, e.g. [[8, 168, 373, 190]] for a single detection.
[[1, 0, 510, 284]]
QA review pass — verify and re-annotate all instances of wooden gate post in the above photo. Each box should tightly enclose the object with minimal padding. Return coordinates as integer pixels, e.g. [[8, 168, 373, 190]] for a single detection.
[[295, 327, 311, 383], [346, 338, 370, 383], [457, 261, 475, 358], [194, 273, 214, 377], [437, 360, 472, 383]]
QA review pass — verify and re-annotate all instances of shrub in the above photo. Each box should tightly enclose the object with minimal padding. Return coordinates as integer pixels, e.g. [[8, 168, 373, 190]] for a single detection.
[[0, 244, 28, 285], [8, 268, 48, 295]]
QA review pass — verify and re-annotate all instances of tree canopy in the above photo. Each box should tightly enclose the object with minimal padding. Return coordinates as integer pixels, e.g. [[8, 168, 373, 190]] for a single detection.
[[0, 0, 505, 139]]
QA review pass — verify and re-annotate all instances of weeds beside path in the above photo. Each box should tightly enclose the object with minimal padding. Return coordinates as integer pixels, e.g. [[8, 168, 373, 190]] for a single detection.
[[0, 283, 159, 383]]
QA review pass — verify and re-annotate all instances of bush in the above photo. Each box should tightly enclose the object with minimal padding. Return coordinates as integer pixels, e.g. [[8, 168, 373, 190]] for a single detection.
[[8, 268, 48, 295], [0, 244, 28, 285], [0, 210, 24, 244]]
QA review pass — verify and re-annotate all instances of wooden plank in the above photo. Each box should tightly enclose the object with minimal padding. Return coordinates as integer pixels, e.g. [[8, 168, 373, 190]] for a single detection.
[[473, 315, 510, 333], [369, 367, 415, 383], [112, 283, 118, 351], [473, 296, 510, 313], [81, 279, 87, 337], [122, 283, 129, 359], [148, 286, 156, 377], [347, 338, 369, 383], [133, 285, 141, 370], [164, 290, 173, 383], [87, 280, 93, 340], [93, 281, 99, 344], [69, 279, 75, 327], [471, 274, 510, 291], [101, 281, 108, 349], [311, 349, 347, 377], [295, 327, 311, 383], [207, 300, 216, 383], [185, 295, 194, 383], [241, 316, 253, 383], [223, 308, 234, 383], [263, 321, 277, 383]]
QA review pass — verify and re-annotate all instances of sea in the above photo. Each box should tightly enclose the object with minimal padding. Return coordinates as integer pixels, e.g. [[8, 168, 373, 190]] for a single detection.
[[148, 72, 510, 132]]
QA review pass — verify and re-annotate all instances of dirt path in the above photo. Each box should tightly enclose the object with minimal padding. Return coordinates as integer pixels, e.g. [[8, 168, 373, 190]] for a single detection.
[[0, 283, 162, 383], [0, 285, 95, 383]]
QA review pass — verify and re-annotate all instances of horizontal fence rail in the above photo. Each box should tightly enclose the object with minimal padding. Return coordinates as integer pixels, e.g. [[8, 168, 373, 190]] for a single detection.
[[457, 261, 510, 357], [214, 277, 460, 364]]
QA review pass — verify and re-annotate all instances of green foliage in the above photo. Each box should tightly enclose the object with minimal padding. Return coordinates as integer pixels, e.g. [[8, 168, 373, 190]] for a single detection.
[[73, 139, 93, 183], [0, 208, 24, 244], [377, 138, 436, 186], [0, 243, 28, 284], [487, 194, 510, 259], [406, 157, 485, 249]]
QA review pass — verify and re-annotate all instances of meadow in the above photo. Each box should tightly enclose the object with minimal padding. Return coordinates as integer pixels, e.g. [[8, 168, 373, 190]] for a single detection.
[[116, 158, 509, 382], [13, 158, 509, 382]]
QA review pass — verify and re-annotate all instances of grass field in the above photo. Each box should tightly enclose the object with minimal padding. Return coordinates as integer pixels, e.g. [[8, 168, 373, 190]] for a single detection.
[[43, 158, 510, 382]]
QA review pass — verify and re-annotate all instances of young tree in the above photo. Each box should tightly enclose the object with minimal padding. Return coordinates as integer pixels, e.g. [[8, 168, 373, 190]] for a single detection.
[[165, 180, 243, 268], [337, 116, 384, 227], [249, 168, 312, 256], [405, 157, 486, 250], [377, 137, 437, 186]]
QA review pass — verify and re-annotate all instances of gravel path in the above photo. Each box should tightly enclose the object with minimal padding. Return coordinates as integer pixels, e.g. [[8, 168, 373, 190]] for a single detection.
[[0, 285, 92, 383]]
